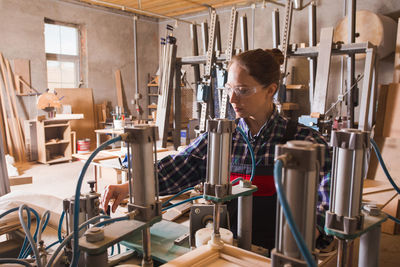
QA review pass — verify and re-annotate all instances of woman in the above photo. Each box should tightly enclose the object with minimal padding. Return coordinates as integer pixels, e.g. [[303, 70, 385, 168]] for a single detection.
[[101, 48, 331, 251]]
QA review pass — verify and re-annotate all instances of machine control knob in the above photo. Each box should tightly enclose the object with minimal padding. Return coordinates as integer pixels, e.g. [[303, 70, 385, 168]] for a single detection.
[[87, 180, 96, 193]]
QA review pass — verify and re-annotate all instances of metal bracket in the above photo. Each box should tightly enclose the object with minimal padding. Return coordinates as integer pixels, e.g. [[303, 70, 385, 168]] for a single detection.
[[127, 201, 162, 222]]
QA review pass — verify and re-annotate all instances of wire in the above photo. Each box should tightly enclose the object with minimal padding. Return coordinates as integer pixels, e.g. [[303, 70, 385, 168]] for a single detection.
[[71, 135, 123, 267], [236, 126, 256, 181], [274, 159, 317, 267], [384, 212, 400, 225], [231, 177, 243, 185], [370, 138, 400, 195], [162, 187, 194, 207], [162, 195, 203, 211], [0, 259, 33, 267], [18, 205, 42, 267], [46, 215, 110, 267]]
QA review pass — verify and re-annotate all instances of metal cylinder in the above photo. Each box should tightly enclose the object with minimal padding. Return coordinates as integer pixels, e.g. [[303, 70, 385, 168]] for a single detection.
[[206, 119, 235, 186], [240, 15, 248, 51], [330, 129, 369, 218], [275, 140, 324, 260], [142, 227, 153, 267], [126, 125, 157, 207], [85, 251, 108, 267], [358, 225, 381, 267], [238, 194, 252, 250]]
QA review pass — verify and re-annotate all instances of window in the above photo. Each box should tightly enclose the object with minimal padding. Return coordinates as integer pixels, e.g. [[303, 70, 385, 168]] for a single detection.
[[44, 19, 80, 90]]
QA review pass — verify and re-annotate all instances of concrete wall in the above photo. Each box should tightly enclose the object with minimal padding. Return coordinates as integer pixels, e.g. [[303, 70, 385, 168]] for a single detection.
[[159, 0, 400, 120], [0, 0, 159, 120]]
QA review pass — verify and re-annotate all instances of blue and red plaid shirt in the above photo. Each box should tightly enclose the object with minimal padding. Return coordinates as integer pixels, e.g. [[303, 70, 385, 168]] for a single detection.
[[157, 107, 331, 221]]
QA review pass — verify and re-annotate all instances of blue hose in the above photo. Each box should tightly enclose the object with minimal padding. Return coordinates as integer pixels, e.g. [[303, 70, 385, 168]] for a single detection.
[[46, 240, 60, 250], [231, 177, 243, 185], [71, 135, 123, 267], [384, 212, 400, 225], [162, 187, 195, 207], [274, 159, 317, 267], [370, 138, 400, 195], [162, 195, 203, 211], [236, 126, 255, 181], [58, 211, 65, 243], [21, 208, 41, 259], [94, 216, 127, 228]]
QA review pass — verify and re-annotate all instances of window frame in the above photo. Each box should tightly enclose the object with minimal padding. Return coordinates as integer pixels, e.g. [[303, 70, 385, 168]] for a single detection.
[[44, 18, 82, 89]]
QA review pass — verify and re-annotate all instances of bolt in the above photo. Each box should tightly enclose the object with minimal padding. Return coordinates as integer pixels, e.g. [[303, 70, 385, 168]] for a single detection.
[[195, 208, 201, 214]]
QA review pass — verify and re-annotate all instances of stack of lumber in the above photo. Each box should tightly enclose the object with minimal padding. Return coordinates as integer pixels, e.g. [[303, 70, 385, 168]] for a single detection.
[[365, 18, 400, 234], [0, 53, 27, 163]]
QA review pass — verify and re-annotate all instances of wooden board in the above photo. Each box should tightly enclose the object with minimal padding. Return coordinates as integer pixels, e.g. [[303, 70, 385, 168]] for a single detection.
[[9, 175, 32, 186], [13, 59, 31, 95], [374, 84, 389, 137], [55, 88, 96, 150], [114, 70, 124, 112], [394, 18, 400, 83], [382, 83, 400, 138]]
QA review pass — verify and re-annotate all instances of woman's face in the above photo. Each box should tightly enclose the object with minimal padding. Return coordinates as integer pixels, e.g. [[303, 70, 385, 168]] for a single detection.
[[227, 62, 276, 119]]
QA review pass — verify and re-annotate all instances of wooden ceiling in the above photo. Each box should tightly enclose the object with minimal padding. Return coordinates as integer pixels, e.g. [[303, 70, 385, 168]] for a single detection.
[[80, 0, 258, 18]]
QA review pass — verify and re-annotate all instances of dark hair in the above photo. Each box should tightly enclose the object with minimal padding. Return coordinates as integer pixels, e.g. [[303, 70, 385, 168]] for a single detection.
[[229, 48, 284, 86]]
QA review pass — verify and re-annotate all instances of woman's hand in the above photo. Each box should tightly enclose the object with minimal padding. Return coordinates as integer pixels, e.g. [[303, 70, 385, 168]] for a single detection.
[[101, 183, 129, 213]]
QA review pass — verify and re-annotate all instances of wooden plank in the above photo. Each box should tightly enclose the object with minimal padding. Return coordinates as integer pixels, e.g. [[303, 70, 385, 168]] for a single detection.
[[5, 59, 26, 161], [13, 59, 31, 95], [394, 18, 400, 83], [114, 70, 124, 112], [374, 84, 389, 137], [9, 175, 32, 186], [382, 83, 400, 138], [0, 53, 23, 161], [55, 88, 97, 150]]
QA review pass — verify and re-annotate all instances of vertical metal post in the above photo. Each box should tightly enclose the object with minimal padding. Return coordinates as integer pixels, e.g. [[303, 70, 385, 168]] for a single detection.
[[238, 195, 252, 250], [86, 251, 108, 267], [240, 15, 249, 52], [173, 63, 181, 150], [308, 2, 317, 106], [338, 239, 348, 267], [346, 0, 356, 127], [133, 16, 140, 119], [358, 225, 381, 267], [190, 23, 201, 119], [215, 20, 222, 53], [272, 9, 280, 49], [142, 227, 153, 267]]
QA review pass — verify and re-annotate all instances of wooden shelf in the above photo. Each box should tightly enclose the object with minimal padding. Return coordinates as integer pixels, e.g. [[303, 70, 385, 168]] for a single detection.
[[46, 156, 70, 164], [148, 104, 157, 109], [44, 123, 69, 128], [45, 140, 70, 146]]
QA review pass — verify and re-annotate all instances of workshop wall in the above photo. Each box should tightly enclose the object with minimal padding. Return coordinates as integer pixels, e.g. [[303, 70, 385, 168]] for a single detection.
[[159, 0, 400, 120], [0, 0, 159, 120]]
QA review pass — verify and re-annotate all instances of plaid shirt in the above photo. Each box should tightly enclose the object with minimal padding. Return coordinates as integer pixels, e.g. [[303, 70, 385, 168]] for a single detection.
[[158, 107, 331, 219]]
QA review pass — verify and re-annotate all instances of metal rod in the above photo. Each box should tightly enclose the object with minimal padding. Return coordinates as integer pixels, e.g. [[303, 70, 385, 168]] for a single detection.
[[308, 2, 316, 105], [153, 129, 159, 201], [358, 225, 381, 267], [338, 239, 348, 267], [346, 0, 356, 127], [251, 4, 255, 49], [238, 195, 252, 250], [213, 203, 221, 235], [240, 15, 249, 51], [142, 227, 153, 267], [127, 142, 133, 204], [133, 16, 139, 95], [272, 9, 280, 49]]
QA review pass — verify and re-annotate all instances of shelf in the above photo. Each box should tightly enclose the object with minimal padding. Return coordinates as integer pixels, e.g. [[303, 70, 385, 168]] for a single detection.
[[147, 83, 159, 87], [45, 140, 70, 146], [46, 156, 70, 164], [148, 104, 157, 109], [44, 123, 69, 128]]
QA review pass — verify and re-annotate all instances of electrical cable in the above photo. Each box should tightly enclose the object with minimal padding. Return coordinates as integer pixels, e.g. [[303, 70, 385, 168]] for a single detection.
[[18, 205, 42, 267], [274, 159, 317, 267], [46, 215, 110, 267], [0, 258, 33, 267], [236, 126, 255, 181], [370, 138, 400, 195], [161, 195, 203, 211], [162, 187, 194, 207], [71, 135, 123, 267]]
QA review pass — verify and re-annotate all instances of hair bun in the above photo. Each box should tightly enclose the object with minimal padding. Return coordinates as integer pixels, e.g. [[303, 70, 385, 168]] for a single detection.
[[264, 48, 284, 65]]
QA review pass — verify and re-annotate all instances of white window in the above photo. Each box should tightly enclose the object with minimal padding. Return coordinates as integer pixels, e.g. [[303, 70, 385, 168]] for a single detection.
[[44, 19, 80, 90]]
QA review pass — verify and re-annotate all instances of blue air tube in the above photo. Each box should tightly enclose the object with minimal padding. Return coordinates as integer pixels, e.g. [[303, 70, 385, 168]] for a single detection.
[[236, 126, 255, 181], [162, 195, 203, 211], [162, 187, 195, 207], [21, 207, 43, 258], [58, 211, 65, 243], [385, 212, 400, 225], [274, 159, 317, 267], [370, 138, 400, 195], [71, 135, 123, 267]]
